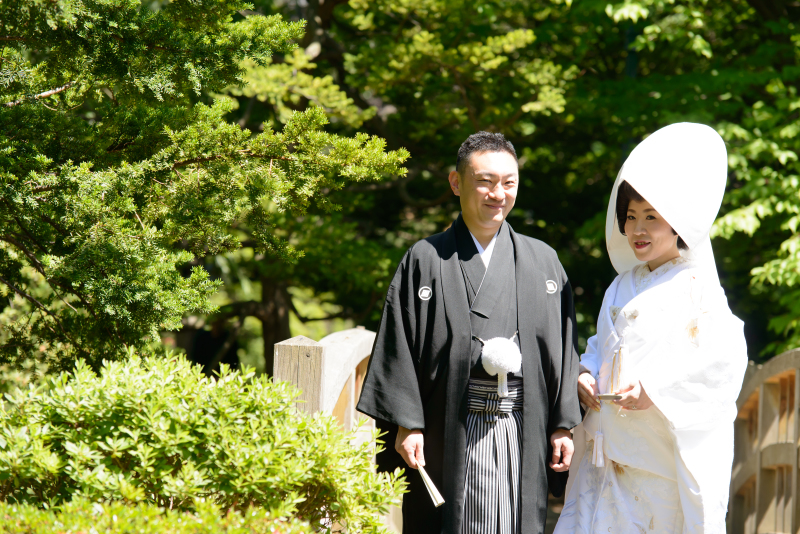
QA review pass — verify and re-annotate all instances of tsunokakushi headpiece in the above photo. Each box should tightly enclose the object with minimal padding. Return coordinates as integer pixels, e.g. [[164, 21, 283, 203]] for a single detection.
[[605, 122, 729, 284]]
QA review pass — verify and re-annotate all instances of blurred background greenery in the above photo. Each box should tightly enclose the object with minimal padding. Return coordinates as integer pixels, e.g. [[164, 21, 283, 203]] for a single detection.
[[203, 0, 800, 372], [4, 0, 800, 374]]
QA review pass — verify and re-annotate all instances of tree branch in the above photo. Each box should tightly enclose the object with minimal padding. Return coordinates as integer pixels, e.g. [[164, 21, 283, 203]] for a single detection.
[[0, 235, 45, 273], [288, 293, 348, 323], [110, 34, 175, 53], [0, 235, 80, 314], [0, 274, 66, 331], [4, 82, 75, 107], [133, 211, 146, 231], [214, 300, 269, 322], [37, 212, 68, 236], [7, 210, 50, 254], [173, 155, 224, 169], [171, 153, 289, 170], [3, 205, 127, 344]]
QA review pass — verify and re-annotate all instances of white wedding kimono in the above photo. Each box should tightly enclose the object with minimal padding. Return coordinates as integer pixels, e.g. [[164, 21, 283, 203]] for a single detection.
[[555, 256, 748, 534]]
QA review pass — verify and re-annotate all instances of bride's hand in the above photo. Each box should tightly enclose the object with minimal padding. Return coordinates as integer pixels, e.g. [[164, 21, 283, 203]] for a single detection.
[[613, 380, 653, 411], [578, 372, 600, 411]]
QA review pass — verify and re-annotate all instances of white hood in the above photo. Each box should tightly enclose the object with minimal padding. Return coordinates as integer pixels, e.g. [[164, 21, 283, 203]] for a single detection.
[[605, 122, 728, 282]]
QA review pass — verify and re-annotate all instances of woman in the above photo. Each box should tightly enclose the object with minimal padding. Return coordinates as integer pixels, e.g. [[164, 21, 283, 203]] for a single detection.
[[554, 123, 748, 534]]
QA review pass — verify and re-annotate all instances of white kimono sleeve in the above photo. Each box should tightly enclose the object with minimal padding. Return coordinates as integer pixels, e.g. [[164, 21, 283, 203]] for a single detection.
[[637, 272, 748, 533], [639, 276, 747, 432]]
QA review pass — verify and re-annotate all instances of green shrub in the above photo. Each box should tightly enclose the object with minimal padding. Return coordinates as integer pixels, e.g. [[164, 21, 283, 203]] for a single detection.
[[0, 354, 405, 532], [0, 359, 43, 397], [0, 498, 313, 533]]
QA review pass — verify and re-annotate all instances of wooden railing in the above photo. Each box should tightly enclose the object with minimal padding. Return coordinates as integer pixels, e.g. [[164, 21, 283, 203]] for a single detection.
[[273, 327, 402, 532], [729, 349, 800, 534]]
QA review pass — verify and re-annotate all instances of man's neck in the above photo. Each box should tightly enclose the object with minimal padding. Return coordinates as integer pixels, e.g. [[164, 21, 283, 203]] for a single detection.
[[462, 217, 501, 250]]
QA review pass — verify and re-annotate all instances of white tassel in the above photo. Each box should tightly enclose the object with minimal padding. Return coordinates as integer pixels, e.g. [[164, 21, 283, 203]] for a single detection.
[[478, 334, 522, 397], [498, 373, 509, 398], [592, 431, 605, 467]]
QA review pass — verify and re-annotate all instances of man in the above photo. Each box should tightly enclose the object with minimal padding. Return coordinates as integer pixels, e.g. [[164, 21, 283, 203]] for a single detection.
[[357, 132, 582, 534]]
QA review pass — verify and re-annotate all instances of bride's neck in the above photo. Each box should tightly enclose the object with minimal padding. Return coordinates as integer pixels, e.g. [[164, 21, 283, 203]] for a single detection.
[[647, 249, 681, 271]]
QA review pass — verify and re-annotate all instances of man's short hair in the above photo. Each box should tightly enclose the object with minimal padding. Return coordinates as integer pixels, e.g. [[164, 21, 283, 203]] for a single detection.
[[456, 131, 518, 174]]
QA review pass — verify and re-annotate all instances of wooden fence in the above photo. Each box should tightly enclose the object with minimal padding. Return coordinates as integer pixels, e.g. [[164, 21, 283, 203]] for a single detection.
[[730, 349, 800, 534], [273, 327, 402, 532]]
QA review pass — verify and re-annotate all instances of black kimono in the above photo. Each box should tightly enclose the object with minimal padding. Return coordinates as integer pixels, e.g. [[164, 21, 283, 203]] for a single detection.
[[356, 214, 582, 534]]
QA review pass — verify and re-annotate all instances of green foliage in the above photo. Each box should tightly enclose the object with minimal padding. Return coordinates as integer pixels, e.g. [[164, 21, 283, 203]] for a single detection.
[[342, 0, 576, 141], [0, 360, 45, 397], [0, 499, 314, 534], [204, 0, 590, 366], [273, 0, 631, 350], [0, 354, 405, 531], [5, 0, 800, 368], [0, 0, 407, 368], [606, 0, 714, 57], [226, 51, 376, 128], [712, 75, 800, 354], [282, 0, 798, 358]]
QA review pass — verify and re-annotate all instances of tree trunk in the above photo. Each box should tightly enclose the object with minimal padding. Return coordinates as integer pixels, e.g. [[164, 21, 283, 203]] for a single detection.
[[261, 277, 292, 377]]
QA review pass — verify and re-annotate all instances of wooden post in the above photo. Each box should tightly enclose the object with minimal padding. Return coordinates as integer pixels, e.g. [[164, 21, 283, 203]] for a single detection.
[[272, 328, 400, 534], [332, 373, 355, 430], [273, 335, 325, 414], [793, 370, 800, 534], [757, 384, 775, 532]]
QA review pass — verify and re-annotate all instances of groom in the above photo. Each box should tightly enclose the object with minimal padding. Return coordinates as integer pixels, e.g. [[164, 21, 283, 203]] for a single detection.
[[357, 132, 581, 534]]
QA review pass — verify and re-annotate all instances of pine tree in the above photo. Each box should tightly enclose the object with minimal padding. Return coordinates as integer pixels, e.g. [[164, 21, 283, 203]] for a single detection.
[[0, 0, 408, 369]]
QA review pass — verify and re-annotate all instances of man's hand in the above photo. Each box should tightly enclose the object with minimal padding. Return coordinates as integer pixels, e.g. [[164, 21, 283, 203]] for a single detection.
[[549, 428, 573, 472], [612, 380, 653, 411], [578, 372, 600, 411], [396, 426, 425, 469]]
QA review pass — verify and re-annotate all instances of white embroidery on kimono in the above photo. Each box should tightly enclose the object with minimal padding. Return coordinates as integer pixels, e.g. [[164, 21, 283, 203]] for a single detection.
[[558, 259, 747, 534]]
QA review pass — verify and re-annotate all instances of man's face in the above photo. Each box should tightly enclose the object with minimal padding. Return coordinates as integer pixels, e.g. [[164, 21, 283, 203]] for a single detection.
[[448, 150, 519, 231]]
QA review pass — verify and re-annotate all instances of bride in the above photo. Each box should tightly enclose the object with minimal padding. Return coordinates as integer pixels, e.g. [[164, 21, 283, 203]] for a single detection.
[[554, 123, 748, 534]]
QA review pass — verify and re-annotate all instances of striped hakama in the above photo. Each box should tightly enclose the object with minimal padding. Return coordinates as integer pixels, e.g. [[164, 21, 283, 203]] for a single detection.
[[463, 377, 523, 534]]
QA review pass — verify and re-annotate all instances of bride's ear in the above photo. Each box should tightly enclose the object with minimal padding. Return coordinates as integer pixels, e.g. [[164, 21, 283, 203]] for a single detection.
[[671, 228, 688, 250]]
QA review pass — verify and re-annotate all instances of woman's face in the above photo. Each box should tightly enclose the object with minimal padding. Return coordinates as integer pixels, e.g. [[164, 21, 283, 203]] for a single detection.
[[624, 198, 681, 269]]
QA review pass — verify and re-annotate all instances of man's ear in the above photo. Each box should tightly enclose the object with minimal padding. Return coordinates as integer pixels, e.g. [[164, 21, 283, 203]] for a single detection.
[[448, 170, 461, 196]]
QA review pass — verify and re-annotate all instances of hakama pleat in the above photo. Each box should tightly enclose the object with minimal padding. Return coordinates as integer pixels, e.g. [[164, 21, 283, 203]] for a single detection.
[[462, 377, 523, 534]]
